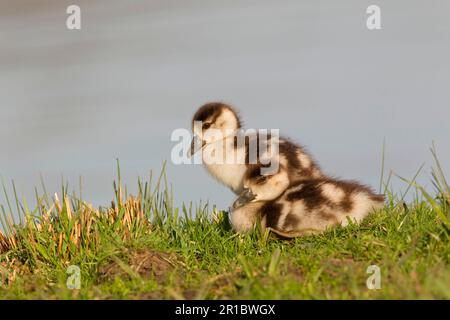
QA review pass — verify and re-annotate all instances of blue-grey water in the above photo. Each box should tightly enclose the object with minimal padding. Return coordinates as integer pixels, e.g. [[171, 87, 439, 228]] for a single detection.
[[1, 0, 449, 217]]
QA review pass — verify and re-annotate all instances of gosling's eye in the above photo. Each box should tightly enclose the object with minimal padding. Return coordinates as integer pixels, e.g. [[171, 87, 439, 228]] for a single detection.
[[202, 123, 211, 130], [256, 175, 267, 182]]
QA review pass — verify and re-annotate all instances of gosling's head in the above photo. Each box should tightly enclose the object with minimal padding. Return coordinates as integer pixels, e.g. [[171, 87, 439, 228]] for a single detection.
[[190, 102, 241, 155], [242, 164, 289, 202]]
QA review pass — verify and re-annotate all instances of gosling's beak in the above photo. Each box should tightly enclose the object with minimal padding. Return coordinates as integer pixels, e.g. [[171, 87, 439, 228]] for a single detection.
[[232, 188, 256, 209], [188, 135, 205, 157]]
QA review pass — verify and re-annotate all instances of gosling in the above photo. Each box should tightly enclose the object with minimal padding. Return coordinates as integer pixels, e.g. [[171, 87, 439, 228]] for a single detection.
[[230, 177, 385, 238], [189, 102, 323, 202]]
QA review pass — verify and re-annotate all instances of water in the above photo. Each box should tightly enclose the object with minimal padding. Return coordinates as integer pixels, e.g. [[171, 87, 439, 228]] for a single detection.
[[1, 0, 449, 216]]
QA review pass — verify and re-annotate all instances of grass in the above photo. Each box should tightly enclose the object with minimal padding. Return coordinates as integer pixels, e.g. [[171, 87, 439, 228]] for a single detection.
[[0, 149, 449, 300]]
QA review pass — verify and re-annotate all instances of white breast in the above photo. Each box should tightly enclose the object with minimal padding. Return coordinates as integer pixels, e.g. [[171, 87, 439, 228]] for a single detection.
[[202, 137, 247, 194]]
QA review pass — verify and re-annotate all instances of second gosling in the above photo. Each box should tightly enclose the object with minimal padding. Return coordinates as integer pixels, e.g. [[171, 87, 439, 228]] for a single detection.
[[230, 177, 385, 238]]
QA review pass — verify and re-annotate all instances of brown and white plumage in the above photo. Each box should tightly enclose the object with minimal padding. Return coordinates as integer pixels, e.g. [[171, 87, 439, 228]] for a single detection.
[[190, 101, 385, 237], [190, 102, 321, 200], [230, 178, 385, 237]]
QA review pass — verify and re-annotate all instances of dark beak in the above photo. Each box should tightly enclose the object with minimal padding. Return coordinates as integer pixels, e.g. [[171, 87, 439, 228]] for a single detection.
[[232, 188, 256, 209], [188, 135, 205, 157]]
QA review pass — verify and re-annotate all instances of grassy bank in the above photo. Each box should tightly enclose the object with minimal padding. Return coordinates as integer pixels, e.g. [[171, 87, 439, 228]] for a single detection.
[[1, 154, 449, 299]]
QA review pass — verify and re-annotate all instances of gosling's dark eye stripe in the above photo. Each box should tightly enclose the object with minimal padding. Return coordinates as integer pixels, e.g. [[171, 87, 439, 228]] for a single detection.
[[202, 123, 211, 129]]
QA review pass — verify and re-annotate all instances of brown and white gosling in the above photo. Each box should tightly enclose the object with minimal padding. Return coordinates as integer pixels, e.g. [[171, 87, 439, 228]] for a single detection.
[[189, 102, 323, 203], [230, 177, 385, 238]]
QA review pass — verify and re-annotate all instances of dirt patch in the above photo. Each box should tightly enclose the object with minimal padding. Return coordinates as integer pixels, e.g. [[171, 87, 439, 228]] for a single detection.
[[322, 257, 357, 277], [137, 290, 165, 300], [284, 263, 304, 282], [98, 249, 181, 283]]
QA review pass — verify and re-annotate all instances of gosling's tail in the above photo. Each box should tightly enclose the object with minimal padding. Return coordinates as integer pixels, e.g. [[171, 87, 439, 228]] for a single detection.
[[343, 190, 385, 226]]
